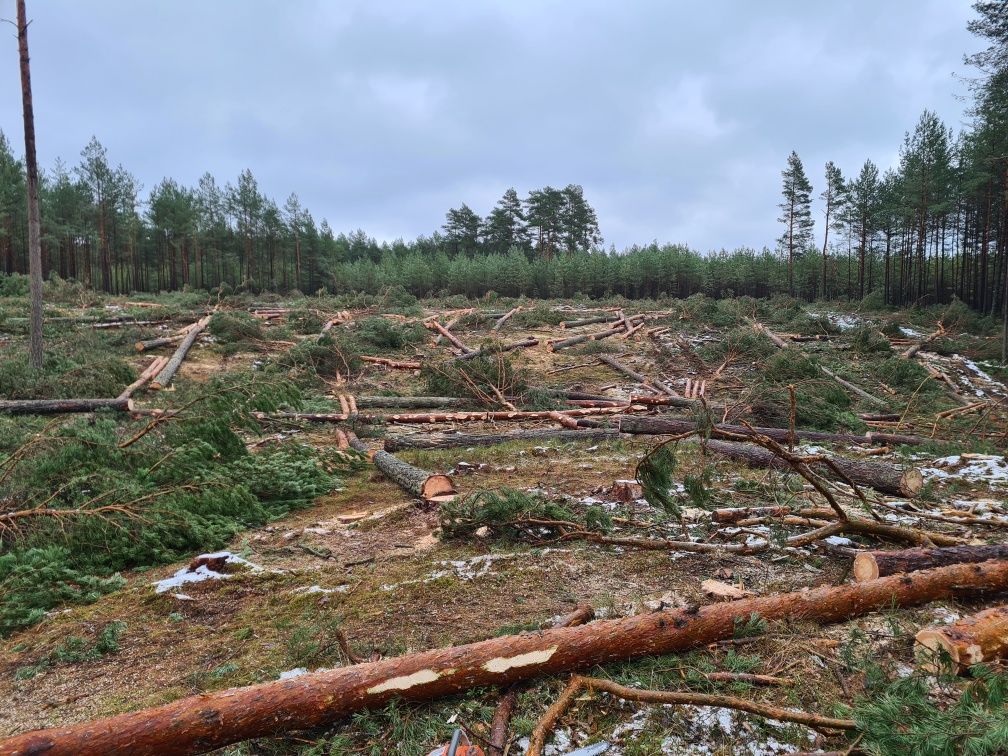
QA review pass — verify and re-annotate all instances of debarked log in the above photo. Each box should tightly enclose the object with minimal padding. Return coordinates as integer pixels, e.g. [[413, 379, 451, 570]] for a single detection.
[[4, 561, 1008, 756]]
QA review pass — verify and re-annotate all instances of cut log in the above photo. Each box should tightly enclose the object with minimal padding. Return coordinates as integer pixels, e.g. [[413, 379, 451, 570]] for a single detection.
[[384, 406, 639, 425], [819, 366, 887, 408], [383, 428, 620, 452], [0, 397, 132, 415], [915, 605, 1008, 673], [901, 325, 944, 359], [702, 439, 923, 498], [560, 313, 619, 329], [598, 355, 679, 397], [785, 511, 963, 548], [149, 314, 212, 390], [853, 544, 1008, 581], [455, 337, 539, 361], [425, 319, 473, 354], [491, 307, 520, 331], [546, 325, 623, 352], [711, 506, 793, 524], [134, 334, 184, 352], [615, 415, 930, 447], [432, 312, 466, 345], [4, 561, 1007, 756], [347, 433, 456, 503], [353, 396, 466, 409], [359, 355, 422, 370], [118, 357, 169, 400]]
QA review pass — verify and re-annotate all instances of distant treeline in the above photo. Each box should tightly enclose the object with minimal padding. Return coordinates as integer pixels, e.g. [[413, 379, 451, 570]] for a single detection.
[[0, 3, 1004, 315]]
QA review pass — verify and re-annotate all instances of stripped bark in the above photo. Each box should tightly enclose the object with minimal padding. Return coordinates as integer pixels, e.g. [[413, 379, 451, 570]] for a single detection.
[[425, 319, 473, 354], [915, 605, 1008, 673], [347, 433, 456, 503], [853, 544, 1008, 581], [150, 314, 212, 390], [352, 396, 467, 409], [7, 561, 1005, 756]]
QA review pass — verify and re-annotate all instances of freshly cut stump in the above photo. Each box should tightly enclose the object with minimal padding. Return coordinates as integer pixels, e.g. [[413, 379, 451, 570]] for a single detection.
[[915, 605, 1008, 673]]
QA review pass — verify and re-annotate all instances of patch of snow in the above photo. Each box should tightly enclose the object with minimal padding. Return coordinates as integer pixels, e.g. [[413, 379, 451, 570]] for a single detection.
[[821, 311, 863, 331], [279, 667, 308, 680], [153, 551, 261, 594], [899, 325, 924, 338], [294, 584, 349, 595], [920, 454, 1008, 488], [824, 535, 854, 546], [381, 553, 521, 592]]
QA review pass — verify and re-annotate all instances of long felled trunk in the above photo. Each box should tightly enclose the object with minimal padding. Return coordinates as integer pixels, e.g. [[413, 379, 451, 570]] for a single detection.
[[384, 427, 620, 452], [703, 439, 923, 498], [0, 397, 131, 415], [150, 314, 212, 390], [4, 561, 1007, 756]]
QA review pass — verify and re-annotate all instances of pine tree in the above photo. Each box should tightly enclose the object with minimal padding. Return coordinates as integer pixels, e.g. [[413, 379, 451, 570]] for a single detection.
[[777, 151, 814, 297], [819, 161, 845, 299]]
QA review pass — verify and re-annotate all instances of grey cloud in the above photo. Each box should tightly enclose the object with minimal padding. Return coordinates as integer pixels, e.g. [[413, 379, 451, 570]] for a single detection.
[[0, 0, 976, 250]]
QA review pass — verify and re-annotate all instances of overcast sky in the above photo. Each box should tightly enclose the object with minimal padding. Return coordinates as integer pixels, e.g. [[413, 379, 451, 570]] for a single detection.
[[0, 0, 981, 251]]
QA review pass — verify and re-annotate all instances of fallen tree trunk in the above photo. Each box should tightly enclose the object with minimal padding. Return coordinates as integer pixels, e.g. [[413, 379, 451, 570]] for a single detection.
[[0, 397, 132, 415], [915, 604, 1008, 673], [615, 415, 930, 447], [5, 561, 1007, 756], [703, 439, 923, 498], [384, 406, 639, 425], [118, 357, 169, 400], [820, 366, 887, 408], [359, 355, 421, 370], [347, 433, 456, 503], [491, 307, 520, 331], [853, 544, 1008, 581], [546, 325, 623, 352], [352, 396, 467, 409], [384, 428, 620, 452], [455, 337, 539, 361], [711, 505, 793, 524], [134, 334, 184, 352], [598, 355, 679, 397], [425, 320, 473, 354], [785, 510, 963, 548], [150, 314, 212, 390], [559, 313, 619, 329]]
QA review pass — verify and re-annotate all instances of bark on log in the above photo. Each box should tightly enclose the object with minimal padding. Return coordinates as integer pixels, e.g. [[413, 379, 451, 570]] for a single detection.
[[853, 544, 1008, 581], [150, 315, 212, 390], [546, 325, 623, 352], [598, 355, 679, 397], [384, 406, 637, 425], [353, 396, 467, 409], [5, 561, 1007, 756], [118, 357, 169, 400], [785, 511, 962, 548], [425, 320, 473, 354], [712, 506, 793, 524], [347, 434, 456, 502], [383, 428, 620, 452], [0, 397, 132, 415], [559, 313, 619, 329], [455, 337, 539, 361], [819, 366, 887, 408], [491, 307, 520, 331], [359, 355, 421, 370], [915, 605, 1008, 673], [702, 439, 923, 498], [615, 415, 930, 447], [134, 335, 184, 352]]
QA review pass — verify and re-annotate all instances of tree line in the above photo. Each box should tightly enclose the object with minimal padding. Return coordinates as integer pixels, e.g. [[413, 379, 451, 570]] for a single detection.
[[0, 2, 1005, 321]]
